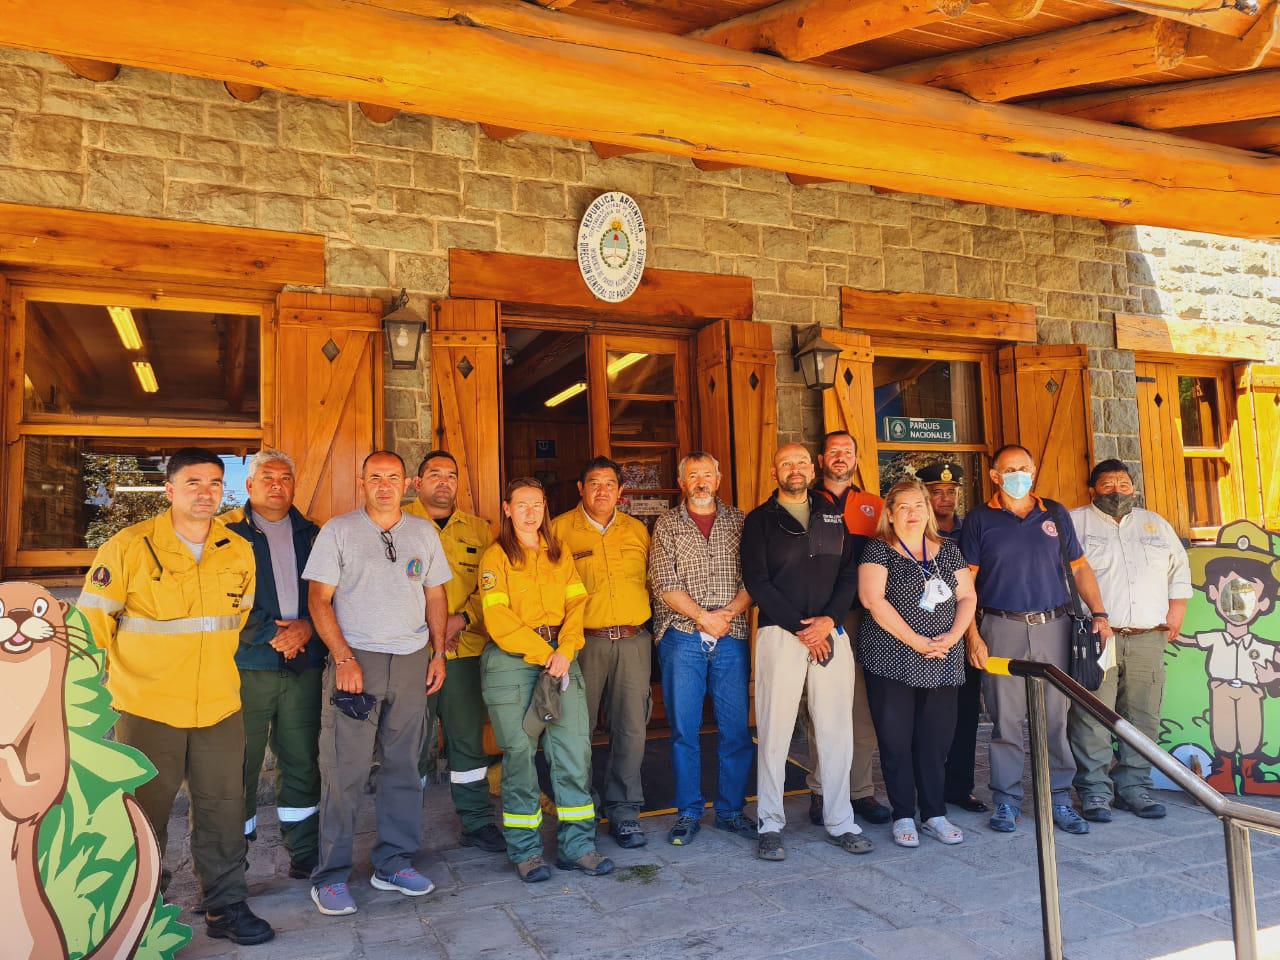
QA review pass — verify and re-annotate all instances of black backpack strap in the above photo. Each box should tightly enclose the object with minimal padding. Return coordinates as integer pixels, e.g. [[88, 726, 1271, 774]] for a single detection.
[[1044, 499, 1085, 617]]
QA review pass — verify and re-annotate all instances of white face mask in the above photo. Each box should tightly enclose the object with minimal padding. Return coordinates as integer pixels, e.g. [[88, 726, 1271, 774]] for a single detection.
[[1221, 576, 1260, 625]]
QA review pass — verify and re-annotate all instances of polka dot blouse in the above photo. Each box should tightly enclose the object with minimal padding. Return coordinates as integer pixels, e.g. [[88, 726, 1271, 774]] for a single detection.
[[857, 536, 967, 688]]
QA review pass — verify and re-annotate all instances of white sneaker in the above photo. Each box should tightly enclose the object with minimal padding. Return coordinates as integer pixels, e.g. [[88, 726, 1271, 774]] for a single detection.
[[922, 815, 964, 844]]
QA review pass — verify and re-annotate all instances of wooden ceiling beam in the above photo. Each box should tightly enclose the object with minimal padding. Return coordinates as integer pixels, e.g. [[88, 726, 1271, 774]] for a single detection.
[[591, 142, 643, 159], [358, 102, 399, 123], [1105, 0, 1264, 37], [876, 14, 1192, 102], [786, 173, 836, 185], [1186, 1, 1279, 68], [687, 0, 972, 61], [480, 123, 524, 140], [1034, 69, 1280, 127], [1171, 116, 1280, 151], [6, 0, 1280, 237], [54, 55, 119, 81], [692, 158, 739, 171], [224, 80, 263, 102]]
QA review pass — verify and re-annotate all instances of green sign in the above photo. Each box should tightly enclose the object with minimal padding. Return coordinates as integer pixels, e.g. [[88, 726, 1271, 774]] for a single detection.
[[883, 416, 956, 443]]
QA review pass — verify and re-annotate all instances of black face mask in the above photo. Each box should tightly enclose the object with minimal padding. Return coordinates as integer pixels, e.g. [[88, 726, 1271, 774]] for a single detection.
[[1093, 492, 1138, 519]]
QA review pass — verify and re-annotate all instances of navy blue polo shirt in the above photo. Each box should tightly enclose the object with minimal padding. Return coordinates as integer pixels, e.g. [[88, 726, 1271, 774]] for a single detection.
[[957, 495, 1084, 613], [938, 514, 964, 542]]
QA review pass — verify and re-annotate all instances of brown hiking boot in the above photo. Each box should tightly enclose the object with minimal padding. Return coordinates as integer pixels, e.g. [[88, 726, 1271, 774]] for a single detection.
[[555, 850, 614, 876], [516, 855, 551, 883]]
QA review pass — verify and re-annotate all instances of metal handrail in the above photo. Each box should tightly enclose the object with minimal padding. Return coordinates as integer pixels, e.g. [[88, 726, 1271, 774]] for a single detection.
[[984, 656, 1280, 960]]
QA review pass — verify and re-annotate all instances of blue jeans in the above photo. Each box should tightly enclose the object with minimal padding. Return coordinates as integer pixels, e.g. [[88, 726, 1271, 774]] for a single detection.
[[658, 626, 754, 820]]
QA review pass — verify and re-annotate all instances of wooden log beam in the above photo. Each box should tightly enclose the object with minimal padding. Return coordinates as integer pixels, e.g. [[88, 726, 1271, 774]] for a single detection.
[[1034, 69, 1280, 128], [480, 123, 523, 140], [358, 102, 399, 123], [787, 172, 837, 185], [224, 80, 263, 101], [4, 0, 1280, 237], [876, 14, 1191, 102], [1172, 116, 1280, 151], [1106, 0, 1262, 37], [688, 0, 971, 61], [54, 55, 118, 81], [692, 158, 739, 171], [1186, 1, 1279, 68], [591, 142, 642, 159]]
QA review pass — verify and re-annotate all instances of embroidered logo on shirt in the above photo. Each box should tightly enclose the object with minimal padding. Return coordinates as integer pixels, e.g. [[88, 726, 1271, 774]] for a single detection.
[[1042, 520, 1059, 538], [481, 571, 497, 590], [860, 504, 875, 517], [405, 557, 424, 579], [91, 565, 112, 588]]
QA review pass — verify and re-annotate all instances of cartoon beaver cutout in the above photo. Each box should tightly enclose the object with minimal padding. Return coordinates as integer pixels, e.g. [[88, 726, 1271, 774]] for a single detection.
[[0, 582, 161, 960], [1173, 521, 1280, 796]]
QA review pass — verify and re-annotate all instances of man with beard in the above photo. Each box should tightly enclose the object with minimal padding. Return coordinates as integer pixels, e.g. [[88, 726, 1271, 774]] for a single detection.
[[405, 450, 504, 852], [551, 456, 653, 849], [648, 453, 755, 846], [1068, 459, 1190, 821], [804, 431, 892, 826], [742, 443, 869, 861]]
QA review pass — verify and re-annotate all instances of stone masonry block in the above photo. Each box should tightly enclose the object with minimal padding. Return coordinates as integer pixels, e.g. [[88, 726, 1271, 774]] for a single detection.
[[87, 151, 164, 215]]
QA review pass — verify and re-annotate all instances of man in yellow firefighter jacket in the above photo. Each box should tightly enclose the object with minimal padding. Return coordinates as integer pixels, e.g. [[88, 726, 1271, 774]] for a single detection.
[[78, 447, 274, 946]]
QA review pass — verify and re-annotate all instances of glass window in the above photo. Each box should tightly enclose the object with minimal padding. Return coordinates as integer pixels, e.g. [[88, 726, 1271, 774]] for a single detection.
[[20, 436, 252, 551], [1179, 375, 1221, 448], [1184, 458, 1225, 530], [615, 446, 679, 531], [23, 300, 260, 422], [873, 358, 984, 444], [607, 351, 674, 395], [877, 450, 983, 520]]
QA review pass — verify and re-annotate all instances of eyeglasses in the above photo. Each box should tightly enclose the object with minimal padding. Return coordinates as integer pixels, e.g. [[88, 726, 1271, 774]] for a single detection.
[[380, 529, 396, 563]]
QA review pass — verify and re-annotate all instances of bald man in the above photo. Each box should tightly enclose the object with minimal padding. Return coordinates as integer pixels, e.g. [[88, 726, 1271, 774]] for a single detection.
[[740, 443, 869, 861]]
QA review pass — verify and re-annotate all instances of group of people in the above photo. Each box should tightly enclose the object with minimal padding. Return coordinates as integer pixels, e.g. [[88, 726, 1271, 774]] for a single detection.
[[76, 429, 1192, 945]]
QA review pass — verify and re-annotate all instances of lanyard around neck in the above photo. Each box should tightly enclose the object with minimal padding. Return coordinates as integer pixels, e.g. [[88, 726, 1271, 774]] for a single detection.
[[901, 534, 934, 579]]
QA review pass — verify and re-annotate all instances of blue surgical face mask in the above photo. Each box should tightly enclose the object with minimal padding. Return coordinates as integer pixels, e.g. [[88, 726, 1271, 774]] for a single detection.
[[1001, 470, 1034, 499]]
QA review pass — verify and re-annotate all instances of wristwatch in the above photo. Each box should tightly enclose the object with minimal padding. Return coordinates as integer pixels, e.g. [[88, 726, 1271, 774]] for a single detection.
[[460, 611, 471, 627]]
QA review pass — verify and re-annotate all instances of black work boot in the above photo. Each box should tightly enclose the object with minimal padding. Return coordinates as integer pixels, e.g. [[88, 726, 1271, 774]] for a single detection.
[[205, 901, 275, 945], [460, 823, 507, 853]]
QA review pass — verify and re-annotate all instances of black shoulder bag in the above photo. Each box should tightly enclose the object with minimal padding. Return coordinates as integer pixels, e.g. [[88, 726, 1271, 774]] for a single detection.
[[1045, 500, 1104, 692]]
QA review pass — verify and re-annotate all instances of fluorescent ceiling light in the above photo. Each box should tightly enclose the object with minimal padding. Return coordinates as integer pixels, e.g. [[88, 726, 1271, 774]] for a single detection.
[[607, 352, 647, 376], [132, 360, 159, 393], [108, 306, 143, 350], [545, 381, 586, 408]]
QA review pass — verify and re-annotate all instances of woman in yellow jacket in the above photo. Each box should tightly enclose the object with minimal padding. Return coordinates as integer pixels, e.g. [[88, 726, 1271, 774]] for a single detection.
[[479, 477, 614, 883]]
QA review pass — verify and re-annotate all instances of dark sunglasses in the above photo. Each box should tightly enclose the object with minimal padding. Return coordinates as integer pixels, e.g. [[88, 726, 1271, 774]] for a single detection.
[[380, 529, 396, 563]]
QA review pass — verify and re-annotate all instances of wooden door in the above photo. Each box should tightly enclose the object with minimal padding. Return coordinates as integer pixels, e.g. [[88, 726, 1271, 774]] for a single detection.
[[726, 319, 777, 511], [587, 331, 692, 528], [1239, 363, 1280, 532], [822, 329, 879, 495], [694, 320, 732, 485], [997, 344, 1094, 508], [431, 299, 501, 525], [1135, 359, 1189, 538], [275, 292, 384, 523]]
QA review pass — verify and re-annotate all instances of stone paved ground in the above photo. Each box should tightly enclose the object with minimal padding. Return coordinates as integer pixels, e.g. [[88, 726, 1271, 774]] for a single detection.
[[169, 745, 1280, 960]]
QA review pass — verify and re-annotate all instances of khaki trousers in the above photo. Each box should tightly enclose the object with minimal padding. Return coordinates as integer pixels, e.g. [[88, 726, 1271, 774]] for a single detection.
[[1209, 680, 1266, 755], [755, 624, 857, 836], [806, 607, 879, 800]]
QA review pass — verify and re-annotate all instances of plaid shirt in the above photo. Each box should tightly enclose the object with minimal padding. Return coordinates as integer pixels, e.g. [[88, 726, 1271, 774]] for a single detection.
[[648, 499, 748, 641]]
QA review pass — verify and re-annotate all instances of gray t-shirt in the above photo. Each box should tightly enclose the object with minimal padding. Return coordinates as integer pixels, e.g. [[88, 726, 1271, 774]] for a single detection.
[[302, 508, 452, 654], [254, 511, 298, 620], [176, 531, 205, 563]]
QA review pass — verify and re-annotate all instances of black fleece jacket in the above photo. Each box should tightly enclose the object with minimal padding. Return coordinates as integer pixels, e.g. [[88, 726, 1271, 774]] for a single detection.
[[740, 490, 860, 634]]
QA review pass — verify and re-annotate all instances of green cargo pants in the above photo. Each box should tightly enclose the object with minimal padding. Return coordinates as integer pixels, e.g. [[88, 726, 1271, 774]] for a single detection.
[[115, 710, 249, 911], [419, 655, 499, 833], [481, 644, 596, 864], [1068, 628, 1167, 802], [240, 667, 322, 865]]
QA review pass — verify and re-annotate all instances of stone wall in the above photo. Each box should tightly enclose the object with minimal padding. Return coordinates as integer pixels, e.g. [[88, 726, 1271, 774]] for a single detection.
[[1, 50, 1277, 479]]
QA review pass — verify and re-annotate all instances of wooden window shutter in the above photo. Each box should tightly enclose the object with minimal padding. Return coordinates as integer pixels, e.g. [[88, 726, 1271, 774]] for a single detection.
[[274, 292, 385, 523], [431, 299, 500, 525], [725, 319, 777, 511], [1135, 359, 1189, 538], [694, 320, 733, 491], [1238, 363, 1280, 531], [822, 330, 879, 495], [997, 344, 1094, 508]]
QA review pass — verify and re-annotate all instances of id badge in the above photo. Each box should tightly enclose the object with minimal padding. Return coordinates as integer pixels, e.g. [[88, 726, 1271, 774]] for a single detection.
[[919, 578, 952, 612]]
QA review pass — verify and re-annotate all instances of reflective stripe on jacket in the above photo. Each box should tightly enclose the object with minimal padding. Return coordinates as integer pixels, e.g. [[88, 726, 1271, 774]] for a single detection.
[[77, 510, 254, 727], [479, 539, 587, 665]]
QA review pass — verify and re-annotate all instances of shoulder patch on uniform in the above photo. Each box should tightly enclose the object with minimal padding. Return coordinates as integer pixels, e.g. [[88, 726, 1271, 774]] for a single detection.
[[91, 565, 112, 588], [1042, 520, 1059, 538], [481, 571, 497, 590], [860, 504, 875, 518]]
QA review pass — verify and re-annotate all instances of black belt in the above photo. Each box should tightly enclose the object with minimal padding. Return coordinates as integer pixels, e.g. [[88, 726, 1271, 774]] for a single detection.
[[1116, 625, 1166, 636], [534, 625, 561, 646], [981, 605, 1068, 625], [584, 625, 641, 641]]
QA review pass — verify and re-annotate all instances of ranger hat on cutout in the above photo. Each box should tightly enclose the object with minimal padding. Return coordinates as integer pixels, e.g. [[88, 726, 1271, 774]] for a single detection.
[[917, 461, 964, 485], [1189, 519, 1280, 586]]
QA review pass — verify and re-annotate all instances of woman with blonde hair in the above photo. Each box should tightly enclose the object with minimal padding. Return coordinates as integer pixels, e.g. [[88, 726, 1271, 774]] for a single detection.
[[858, 480, 977, 847], [478, 477, 613, 882]]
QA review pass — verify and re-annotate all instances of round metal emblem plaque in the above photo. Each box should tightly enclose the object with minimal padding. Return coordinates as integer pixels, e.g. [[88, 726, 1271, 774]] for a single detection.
[[577, 192, 646, 303]]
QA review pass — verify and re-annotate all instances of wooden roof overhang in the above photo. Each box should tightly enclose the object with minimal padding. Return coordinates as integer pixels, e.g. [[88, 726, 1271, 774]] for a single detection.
[[3, 0, 1280, 238]]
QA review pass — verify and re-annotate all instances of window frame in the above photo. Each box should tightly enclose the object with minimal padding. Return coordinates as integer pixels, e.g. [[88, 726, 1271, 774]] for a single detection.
[[1174, 358, 1245, 542], [3, 280, 276, 572]]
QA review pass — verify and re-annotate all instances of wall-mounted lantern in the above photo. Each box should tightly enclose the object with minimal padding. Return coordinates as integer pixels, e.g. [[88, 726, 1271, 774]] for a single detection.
[[382, 288, 427, 370], [791, 324, 842, 391]]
